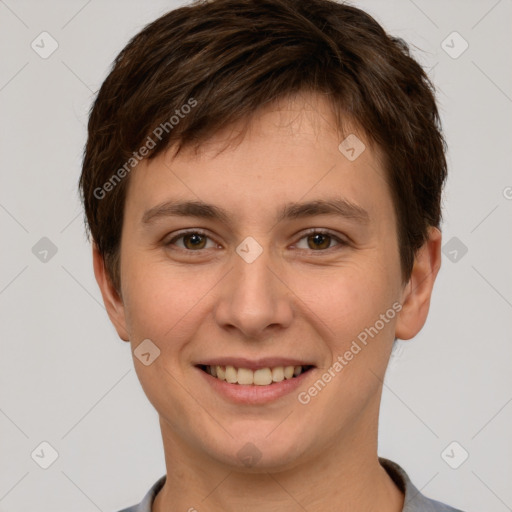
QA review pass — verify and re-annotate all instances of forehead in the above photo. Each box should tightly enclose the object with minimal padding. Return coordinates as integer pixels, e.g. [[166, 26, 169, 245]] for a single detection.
[[124, 93, 394, 231]]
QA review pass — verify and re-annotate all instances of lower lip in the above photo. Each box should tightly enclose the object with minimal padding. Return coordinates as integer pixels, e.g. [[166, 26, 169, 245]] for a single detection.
[[195, 366, 315, 405]]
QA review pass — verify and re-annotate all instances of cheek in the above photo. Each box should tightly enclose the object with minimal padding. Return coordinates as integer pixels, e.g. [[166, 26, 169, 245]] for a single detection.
[[292, 261, 394, 337], [121, 258, 217, 343]]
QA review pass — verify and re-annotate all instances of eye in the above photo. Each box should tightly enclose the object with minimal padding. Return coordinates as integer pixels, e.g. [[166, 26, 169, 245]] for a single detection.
[[164, 229, 348, 254], [294, 229, 348, 252], [165, 230, 217, 251]]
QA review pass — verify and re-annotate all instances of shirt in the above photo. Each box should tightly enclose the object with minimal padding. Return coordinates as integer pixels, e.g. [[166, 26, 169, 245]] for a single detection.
[[116, 457, 465, 512]]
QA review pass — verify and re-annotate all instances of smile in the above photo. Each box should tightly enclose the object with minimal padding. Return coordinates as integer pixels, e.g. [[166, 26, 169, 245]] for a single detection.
[[198, 364, 314, 385]]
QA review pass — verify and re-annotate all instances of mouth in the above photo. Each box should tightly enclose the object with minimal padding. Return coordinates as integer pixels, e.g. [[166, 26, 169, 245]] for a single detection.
[[196, 364, 315, 386]]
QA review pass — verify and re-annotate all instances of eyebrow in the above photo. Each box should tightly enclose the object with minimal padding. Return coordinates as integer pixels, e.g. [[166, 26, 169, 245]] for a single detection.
[[141, 198, 370, 226]]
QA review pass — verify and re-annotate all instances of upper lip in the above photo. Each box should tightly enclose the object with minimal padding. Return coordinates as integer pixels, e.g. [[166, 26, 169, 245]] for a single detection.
[[196, 357, 315, 371]]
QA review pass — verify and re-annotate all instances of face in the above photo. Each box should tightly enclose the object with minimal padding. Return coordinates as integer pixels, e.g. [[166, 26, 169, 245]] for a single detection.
[[95, 92, 440, 472]]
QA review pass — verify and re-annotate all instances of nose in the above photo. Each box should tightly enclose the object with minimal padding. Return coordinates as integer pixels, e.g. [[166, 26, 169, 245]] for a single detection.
[[213, 244, 294, 340]]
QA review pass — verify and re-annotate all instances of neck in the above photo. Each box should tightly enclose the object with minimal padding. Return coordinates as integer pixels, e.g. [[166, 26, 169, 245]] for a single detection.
[[152, 405, 404, 512]]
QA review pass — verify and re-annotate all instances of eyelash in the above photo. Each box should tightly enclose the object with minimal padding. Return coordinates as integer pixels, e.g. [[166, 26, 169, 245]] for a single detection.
[[165, 228, 348, 255]]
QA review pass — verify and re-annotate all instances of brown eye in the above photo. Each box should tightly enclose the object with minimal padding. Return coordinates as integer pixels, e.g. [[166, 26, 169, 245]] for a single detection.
[[295, 230, 347, 252], [166, 230, 215, 251], [307, 233, 332, 250], [182, 233, 207, 250]]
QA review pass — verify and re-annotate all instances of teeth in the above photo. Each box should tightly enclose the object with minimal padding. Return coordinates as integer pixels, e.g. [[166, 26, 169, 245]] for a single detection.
[[284, 365, 295, 379], [271, 366, 284, 382], [237, 367, 253, 385], [216, 365, 225, 380], [205, 364, 308, 385], [254, 368, 272, 385], [225, 365, 238, 383]]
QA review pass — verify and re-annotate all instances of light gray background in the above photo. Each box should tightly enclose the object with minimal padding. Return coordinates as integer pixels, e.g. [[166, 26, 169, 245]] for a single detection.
[[1, 0, 511, 511]]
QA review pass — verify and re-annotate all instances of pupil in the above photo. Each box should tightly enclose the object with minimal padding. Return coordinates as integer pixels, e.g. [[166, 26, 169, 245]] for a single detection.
[[186, 233, 205, 249], [310, 233, 329, 249]]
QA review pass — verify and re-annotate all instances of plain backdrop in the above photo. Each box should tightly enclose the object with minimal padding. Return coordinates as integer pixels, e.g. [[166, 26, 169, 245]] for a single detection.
[[0, 0, 511, 511]]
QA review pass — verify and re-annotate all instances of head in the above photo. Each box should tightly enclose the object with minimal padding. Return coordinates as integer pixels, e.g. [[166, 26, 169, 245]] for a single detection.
[[80, 0, 446, 470]]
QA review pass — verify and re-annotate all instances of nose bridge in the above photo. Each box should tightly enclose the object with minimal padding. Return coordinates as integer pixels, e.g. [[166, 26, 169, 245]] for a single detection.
[[214, 237, 293, 338]]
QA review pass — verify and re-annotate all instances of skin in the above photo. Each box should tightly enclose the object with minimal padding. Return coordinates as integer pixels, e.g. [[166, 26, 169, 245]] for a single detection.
[[93, 92, 442, 512]]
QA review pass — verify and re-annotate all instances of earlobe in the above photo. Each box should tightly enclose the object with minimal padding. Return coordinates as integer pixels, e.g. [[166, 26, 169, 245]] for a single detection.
[[92, 243, 130, 342], [395, 227, 442, 341]]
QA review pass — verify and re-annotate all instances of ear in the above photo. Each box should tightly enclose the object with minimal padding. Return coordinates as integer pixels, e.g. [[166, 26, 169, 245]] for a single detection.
[[92, 243, 130, 342], [395, 226, 442, 341]]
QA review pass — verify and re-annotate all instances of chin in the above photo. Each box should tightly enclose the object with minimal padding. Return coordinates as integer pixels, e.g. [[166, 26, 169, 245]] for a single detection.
[[203, 432, 308, 472]]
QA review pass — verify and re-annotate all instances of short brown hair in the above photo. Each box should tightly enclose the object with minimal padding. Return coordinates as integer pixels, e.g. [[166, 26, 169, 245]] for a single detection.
[[79, 0, 447, 293]]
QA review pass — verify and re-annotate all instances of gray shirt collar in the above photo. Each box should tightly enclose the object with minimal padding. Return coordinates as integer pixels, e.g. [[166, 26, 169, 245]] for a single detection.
[[125, 457, 464, 512]]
